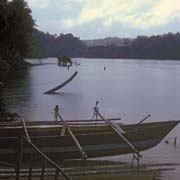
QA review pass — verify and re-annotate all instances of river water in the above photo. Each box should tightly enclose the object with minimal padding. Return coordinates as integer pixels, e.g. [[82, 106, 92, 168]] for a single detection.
[[5, 58, 180, 179]]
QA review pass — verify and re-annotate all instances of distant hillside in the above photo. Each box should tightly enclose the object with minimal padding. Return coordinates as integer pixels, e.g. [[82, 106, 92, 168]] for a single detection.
[[83, 37, 134, 47], [31, 30, 180, 60], [84, 33, 180, 59]]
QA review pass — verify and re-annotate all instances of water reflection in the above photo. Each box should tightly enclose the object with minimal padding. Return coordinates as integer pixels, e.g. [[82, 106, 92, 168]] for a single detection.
[[0, 70, 31, 108]]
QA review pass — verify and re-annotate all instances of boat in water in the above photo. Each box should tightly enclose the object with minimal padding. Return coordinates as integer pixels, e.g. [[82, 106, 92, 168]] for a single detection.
[[0, 119, 179, 161]]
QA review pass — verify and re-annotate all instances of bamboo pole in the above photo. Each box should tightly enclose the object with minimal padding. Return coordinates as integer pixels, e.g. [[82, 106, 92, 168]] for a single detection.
[[57, 113, 87, 159], [95, 109, 142, 169], [94, 109, 140, 156], [21, 117, 72, 180], [54, 168, 59, 180], [21, 118, 31, 142], [28, 148, 33, 180], [22, 136, 72, 180], [40, 159, 45, 180], [15, 138, 23, 180], [174, 137, 177, 145], [138, 114, 151, 124]]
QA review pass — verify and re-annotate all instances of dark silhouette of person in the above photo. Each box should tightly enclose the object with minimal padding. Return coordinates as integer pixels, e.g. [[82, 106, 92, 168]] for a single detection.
[[54, 105, 59, 121]]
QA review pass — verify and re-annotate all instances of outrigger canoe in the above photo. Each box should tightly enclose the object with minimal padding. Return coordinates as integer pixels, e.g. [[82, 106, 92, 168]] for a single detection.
[[0, 120, 179, 161]]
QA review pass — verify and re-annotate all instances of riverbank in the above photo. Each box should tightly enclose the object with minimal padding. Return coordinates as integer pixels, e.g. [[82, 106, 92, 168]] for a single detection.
[[0, 64, 29, 121]]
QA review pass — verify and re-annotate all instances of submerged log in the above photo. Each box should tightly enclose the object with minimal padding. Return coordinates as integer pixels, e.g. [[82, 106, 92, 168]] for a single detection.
[[44, 71, 78, 94]]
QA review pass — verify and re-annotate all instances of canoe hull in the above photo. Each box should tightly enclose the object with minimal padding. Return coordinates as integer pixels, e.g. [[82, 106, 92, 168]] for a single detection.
[[0, 120, 178, 161]]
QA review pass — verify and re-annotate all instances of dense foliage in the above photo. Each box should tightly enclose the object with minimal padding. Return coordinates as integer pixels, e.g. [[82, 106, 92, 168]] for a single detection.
[[81, 33, 180, 60], [0, 0, 34, 71], [1, 0, 179, 64], [33, 30, 87, 58], [34, 31, 180, 60], [30, 31, 44, 58]]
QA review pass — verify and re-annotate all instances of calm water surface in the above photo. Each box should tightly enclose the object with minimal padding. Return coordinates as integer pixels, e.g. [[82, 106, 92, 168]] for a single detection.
[[6, 58, 180, 180]]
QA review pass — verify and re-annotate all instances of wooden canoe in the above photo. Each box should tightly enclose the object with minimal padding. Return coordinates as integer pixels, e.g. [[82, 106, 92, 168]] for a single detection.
[[0, 120, 179, 161]]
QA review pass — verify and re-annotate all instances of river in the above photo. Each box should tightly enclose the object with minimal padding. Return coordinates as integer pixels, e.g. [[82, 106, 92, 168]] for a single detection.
[[5, 58, 180, 180]]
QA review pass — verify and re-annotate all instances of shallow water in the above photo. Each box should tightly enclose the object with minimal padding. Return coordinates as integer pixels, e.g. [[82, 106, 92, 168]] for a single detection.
[[6, 58, 180, 180]]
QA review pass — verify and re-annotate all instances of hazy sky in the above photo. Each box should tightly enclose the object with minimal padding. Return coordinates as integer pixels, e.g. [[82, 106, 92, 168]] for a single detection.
[[26, 0, 180, 39]]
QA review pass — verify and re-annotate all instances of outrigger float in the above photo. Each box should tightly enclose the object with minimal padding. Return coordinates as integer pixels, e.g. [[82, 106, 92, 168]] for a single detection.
[[0, 105, 179, 180]]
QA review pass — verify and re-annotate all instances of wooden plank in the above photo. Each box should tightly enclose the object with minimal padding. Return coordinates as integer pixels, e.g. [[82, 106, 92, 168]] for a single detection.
[[0, 118, 121, 127]]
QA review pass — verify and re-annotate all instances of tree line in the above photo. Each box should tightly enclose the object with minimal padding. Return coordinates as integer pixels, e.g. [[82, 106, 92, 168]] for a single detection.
[[1, 0, 180, 66], [33, 31, 180, 60], [32, 30, 86, 58]]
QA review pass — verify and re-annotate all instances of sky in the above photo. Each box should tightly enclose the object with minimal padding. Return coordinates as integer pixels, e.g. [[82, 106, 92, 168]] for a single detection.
[[26, 0, 180, 40]]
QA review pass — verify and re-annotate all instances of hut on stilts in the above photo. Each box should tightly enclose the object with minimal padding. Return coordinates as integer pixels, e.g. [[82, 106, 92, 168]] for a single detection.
[[57, 56, 73, 66]]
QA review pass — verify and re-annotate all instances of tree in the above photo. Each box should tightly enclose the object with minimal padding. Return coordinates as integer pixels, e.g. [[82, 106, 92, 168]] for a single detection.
[[0, 0, 34, 71], [30, 32, 44, 58]]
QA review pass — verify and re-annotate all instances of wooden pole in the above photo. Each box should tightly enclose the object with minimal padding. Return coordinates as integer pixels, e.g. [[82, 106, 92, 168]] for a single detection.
[[21, 117, 72, 180], [21, 118, 31, 142], [94, 109, 140, 156], [54, 168, 59, 180], [131, 153, 135, 168], [22, 136, 72, 180], [40, 159, 45, 180], [28, 148, 33, 180], [60, 124, 67, 136], [174, 137, 177, 145], [57, 113, 87, 160], [57, 111, 87, 170], [138, 114, 151, 124], [15, 138, 23, 180]]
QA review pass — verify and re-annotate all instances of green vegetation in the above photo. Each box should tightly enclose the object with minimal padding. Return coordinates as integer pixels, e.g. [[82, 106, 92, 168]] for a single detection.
[[30, 32, 44, 58], [33, 30, 87, 57], [0, 0, 34, 72], [33, 30, 180, 60], [0, 0, 34, 120]]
